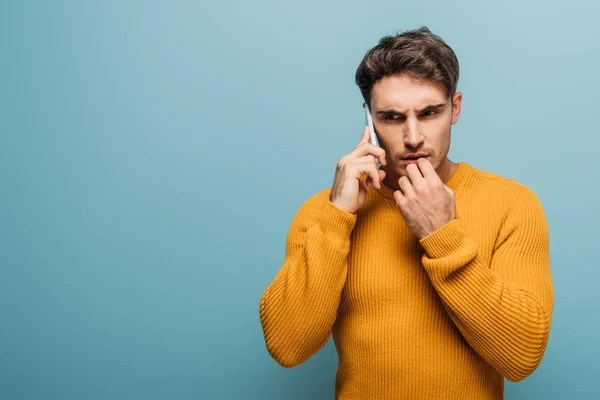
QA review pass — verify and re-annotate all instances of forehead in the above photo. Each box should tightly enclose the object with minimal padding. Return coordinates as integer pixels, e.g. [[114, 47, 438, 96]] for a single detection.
[[371, 73, 447, 110]]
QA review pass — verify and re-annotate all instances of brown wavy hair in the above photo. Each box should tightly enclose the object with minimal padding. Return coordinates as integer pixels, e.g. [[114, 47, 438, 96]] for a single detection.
[[355, 26, 460, 109]]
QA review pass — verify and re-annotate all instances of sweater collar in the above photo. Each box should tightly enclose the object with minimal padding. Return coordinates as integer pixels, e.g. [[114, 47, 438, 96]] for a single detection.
[[374, 161, 470, 201]]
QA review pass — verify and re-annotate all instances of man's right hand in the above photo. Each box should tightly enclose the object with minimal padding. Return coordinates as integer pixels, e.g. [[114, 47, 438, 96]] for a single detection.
[[329, 126, 387, 214]]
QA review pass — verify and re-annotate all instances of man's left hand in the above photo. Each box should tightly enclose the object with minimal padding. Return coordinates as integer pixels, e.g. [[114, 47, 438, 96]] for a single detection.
[[393, 157, 456, 240]]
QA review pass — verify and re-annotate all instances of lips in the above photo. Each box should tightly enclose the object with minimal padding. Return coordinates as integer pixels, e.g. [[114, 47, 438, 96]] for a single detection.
[[403, 153, 428, 160]]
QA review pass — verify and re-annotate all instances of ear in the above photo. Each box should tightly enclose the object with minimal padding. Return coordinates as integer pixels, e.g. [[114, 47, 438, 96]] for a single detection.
[[451, 92, 462, 125]]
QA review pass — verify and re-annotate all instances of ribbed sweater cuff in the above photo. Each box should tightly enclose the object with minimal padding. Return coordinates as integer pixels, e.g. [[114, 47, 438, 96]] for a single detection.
[[318, 199, 357, 240], [419, 218, 469, 259]]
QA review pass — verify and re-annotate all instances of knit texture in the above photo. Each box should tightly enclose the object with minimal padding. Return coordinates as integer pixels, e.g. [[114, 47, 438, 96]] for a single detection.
[[259, 161, 554, 399]]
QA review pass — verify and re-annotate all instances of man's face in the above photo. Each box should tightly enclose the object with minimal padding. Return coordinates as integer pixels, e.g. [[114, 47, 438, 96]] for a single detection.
[[369, 73, 462, 181]]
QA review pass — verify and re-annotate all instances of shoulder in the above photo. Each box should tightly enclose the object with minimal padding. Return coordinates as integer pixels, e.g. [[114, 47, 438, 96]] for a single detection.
[[289, 187, 331, 223], [479, 166, 546, 227], [459, 163, 546, 226], [462, 162, 542, 203], [301, 188, 331, 209], [503, 179, 541, 204], [501, 179, 546, 229]]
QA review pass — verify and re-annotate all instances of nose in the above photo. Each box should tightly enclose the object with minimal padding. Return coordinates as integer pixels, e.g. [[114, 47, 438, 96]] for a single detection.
[[404, 121, 424, 148]]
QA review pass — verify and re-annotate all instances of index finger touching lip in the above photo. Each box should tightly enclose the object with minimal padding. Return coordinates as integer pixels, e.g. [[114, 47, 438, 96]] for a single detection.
[[417, 157, 437, 180]]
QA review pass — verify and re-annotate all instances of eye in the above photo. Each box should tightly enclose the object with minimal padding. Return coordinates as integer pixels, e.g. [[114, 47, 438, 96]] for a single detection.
[[383, 114, 403, 121], [423, 110, 438, 117]]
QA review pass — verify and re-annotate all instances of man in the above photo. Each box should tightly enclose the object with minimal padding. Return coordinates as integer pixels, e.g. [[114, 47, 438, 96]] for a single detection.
[[258, 26, 554, 399]]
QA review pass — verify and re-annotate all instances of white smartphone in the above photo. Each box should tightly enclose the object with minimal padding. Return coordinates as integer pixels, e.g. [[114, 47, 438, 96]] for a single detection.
[[364, 104, 381, 169]]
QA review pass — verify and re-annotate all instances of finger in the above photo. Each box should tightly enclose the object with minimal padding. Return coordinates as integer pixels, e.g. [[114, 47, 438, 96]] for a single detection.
[[354, 154, 381, 183], [405, 163, 425, 186], [362, 127, 387, 165], [398, 175, 415, 197], [355, 162, 381, 188], [416, 157, 439, 183], [354, 154, 376, 163], [359, 176, 369, 192], [393, 189, 404, 204], [359, 173, 373, 190], [356, 156, 380, 181], [369, 169, 387, 186], [351, 142, 386, 166], [355, 156, 381, 181], [353, 154, 382, 165], [359, 125, 370, 145]]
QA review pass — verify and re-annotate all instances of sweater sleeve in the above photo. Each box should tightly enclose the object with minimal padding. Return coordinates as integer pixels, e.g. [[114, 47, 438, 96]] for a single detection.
[[418, 180, 554, 382], [259, 188, 357, 368]]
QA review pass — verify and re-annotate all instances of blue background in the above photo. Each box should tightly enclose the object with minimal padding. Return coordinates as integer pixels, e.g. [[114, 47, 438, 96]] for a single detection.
[[1, 1, 598, 398]]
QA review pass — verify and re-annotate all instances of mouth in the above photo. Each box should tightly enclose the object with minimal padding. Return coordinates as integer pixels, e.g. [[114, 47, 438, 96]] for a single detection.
[[402, 155, 428, 164]]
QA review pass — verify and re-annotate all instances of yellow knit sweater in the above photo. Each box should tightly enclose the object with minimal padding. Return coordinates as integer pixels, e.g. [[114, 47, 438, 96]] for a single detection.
[[259, 161, 554, 399]]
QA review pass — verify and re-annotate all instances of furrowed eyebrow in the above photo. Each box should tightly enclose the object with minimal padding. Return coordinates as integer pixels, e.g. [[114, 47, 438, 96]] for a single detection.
[[376, 103, 446, 116]]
